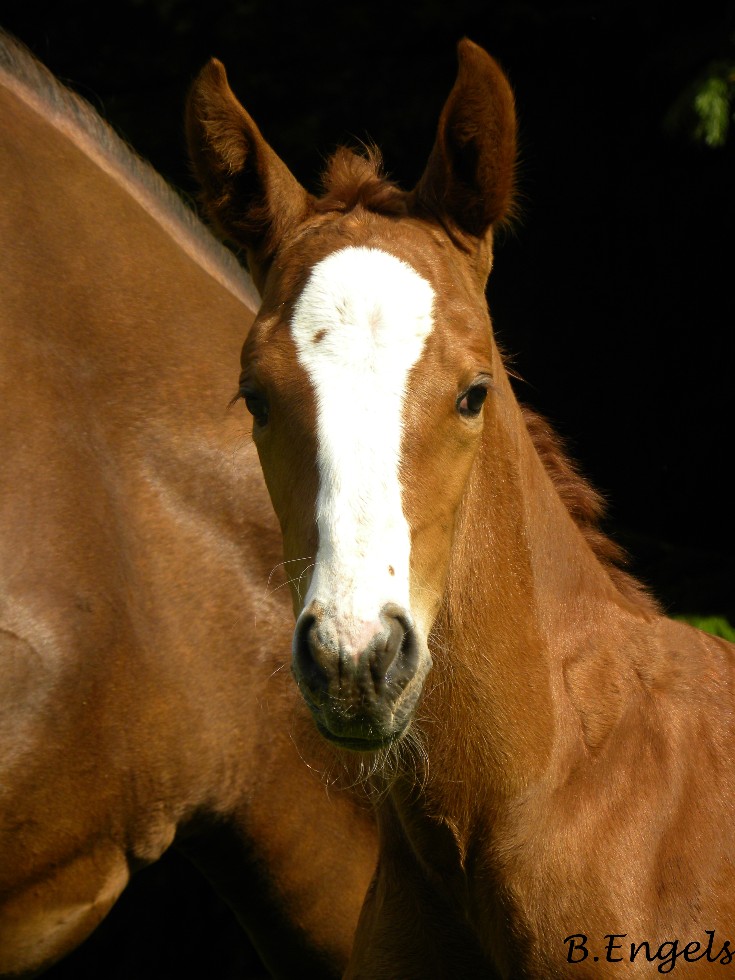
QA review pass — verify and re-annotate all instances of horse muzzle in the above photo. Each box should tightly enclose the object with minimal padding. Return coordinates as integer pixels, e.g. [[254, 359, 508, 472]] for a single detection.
[[292, 600, 431, 750]]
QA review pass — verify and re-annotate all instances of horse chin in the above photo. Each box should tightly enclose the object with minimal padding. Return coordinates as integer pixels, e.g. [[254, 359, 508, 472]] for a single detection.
[[302, 699, 411, 752]]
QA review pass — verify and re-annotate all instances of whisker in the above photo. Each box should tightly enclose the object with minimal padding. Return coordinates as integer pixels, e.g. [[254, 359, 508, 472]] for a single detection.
[[264, 571, 313, 599], [266, 556, 314, 591], [295, 562, 316, 601]]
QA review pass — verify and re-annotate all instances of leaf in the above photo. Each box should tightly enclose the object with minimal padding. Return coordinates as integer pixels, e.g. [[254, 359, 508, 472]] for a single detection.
[[693, 75, 731, 147], [676, 614, 735, 641]]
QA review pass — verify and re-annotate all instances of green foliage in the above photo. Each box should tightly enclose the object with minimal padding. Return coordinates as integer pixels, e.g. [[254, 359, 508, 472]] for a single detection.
[[694, 67, 735, 147], [676, 615, 735, 641], [666, 57, 735, 148]]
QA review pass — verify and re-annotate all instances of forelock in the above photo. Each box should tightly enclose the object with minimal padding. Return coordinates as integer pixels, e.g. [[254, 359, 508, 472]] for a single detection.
[[315, 146, 407, 217]]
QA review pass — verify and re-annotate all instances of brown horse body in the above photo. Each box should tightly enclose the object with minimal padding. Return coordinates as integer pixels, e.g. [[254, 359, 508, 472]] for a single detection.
[[0, 33, 375, 978], [188, 39, 735, 978]]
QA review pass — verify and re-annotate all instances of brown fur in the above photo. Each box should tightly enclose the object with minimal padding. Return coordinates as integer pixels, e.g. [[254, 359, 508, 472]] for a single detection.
[[187, 36, 735, 980], [0, 31, 376, 978], [316, 146, 407, 216]]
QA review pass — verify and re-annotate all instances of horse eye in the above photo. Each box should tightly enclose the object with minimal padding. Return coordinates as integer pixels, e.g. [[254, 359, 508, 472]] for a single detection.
[[457, 384, 488, 418], [242, 391, 269, 427]]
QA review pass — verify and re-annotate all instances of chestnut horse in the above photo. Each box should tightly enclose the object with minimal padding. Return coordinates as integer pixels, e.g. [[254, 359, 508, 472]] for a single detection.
[[0, 31, 376, 979], [188, 38, 735, 978]]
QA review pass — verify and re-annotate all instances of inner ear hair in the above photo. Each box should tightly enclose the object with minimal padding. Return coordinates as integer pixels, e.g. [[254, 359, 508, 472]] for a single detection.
[[186, 58, 313, 285]]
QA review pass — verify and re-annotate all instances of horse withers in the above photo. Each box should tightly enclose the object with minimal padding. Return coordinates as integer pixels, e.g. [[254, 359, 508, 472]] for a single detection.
[[187, 37, 735, 978], [0, 31, 375, 978]]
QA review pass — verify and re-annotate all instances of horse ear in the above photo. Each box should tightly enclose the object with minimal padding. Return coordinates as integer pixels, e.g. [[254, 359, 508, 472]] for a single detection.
[[186, 59, 313, 290], [412, 39, 516, 275]]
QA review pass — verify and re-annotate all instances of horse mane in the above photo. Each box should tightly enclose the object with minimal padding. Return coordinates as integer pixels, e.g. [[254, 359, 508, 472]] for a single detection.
[[0, 30, 259, 311], [522, 408, 658, 612]]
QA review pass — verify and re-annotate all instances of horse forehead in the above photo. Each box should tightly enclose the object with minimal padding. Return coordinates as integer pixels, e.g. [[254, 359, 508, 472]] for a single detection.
[[289, 246, 436, 366]]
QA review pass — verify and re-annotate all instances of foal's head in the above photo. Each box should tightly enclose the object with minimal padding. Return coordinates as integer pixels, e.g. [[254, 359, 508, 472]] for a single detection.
[[187, 40, 516, 750]]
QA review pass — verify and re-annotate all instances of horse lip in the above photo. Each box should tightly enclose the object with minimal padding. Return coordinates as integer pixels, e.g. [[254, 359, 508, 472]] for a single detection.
[[297, 683, 405, 745], [314, 720, 404, 753]]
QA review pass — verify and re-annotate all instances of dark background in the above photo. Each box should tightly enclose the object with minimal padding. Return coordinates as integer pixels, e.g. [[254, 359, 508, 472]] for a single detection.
[[2, 1, 734, 975]]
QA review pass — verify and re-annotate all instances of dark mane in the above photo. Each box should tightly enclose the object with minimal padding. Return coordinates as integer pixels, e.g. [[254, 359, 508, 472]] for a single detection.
[[315, 146, 408, 216], [522, 407, 658, 612]]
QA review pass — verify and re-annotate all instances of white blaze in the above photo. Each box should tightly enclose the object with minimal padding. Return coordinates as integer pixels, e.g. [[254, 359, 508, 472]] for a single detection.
[[290, 246, 434, 652]]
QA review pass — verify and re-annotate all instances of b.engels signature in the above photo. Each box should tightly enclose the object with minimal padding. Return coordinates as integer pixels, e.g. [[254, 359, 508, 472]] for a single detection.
[[564, 932, 734, 972]]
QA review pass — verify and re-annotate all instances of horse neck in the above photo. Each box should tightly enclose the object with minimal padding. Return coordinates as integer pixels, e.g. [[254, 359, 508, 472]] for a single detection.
[[420, 362, 651, 824]]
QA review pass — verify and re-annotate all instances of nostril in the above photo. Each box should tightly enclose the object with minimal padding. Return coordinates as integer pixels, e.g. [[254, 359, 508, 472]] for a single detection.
[[292, 613, 328, 698], [369, 615, 404, 685], [370, 608, 419, 694], [294, 604, 422, 706], [387, 614, 405, 655], [387, 618, 419, 688]]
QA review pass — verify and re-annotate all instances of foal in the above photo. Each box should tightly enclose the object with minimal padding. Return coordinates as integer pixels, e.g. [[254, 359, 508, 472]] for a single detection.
[[188, 38, 735, 978]]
